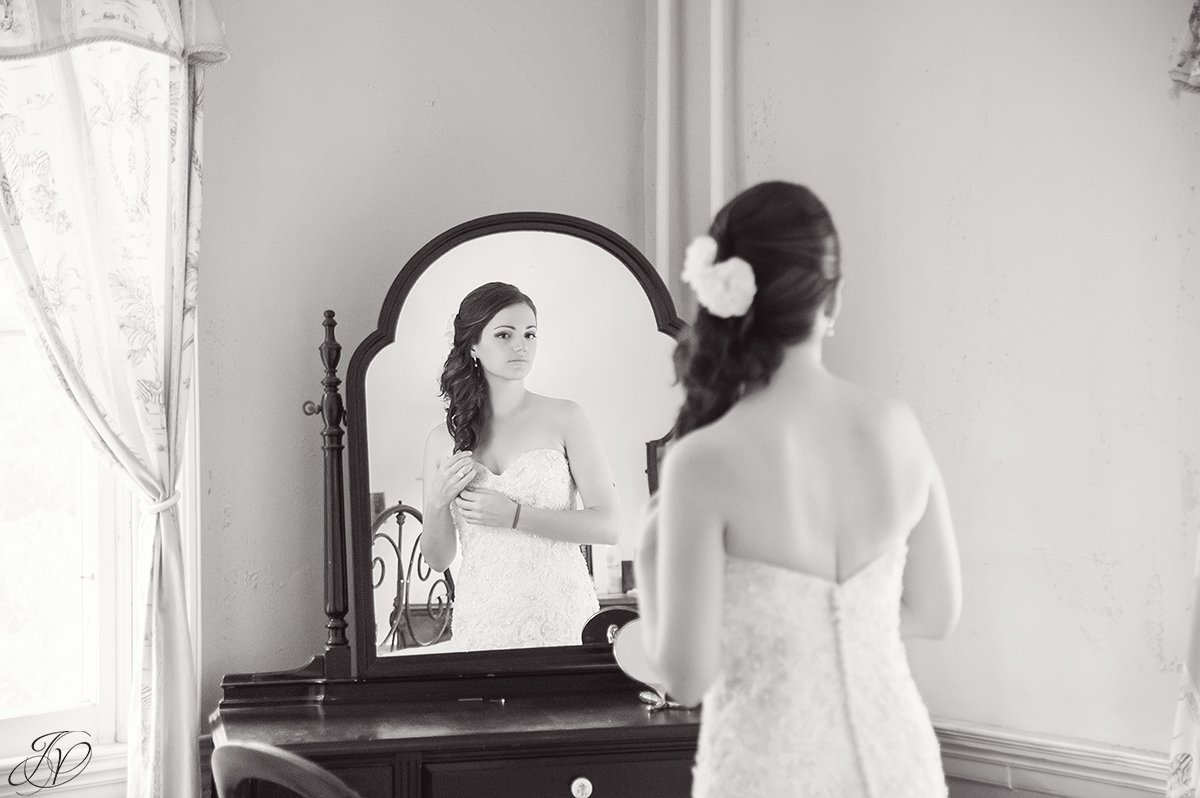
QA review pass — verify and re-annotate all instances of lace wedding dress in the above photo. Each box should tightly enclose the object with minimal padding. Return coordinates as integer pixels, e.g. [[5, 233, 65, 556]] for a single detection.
[[692, 542, 947, 797], [449, 448, 599, 651]]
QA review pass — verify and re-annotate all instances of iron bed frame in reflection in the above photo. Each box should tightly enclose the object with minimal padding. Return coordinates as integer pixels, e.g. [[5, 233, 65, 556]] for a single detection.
[[369, 493, 610, 653], [370, 496, 455, 652], [368, 431, 668, 653]]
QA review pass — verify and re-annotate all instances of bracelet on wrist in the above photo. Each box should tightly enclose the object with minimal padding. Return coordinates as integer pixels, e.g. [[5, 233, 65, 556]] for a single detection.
[[511, 503, 522, 529]]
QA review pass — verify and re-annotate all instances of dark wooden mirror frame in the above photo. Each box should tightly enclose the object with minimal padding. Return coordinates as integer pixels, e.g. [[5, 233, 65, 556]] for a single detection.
[[345, 211, 685, 686]]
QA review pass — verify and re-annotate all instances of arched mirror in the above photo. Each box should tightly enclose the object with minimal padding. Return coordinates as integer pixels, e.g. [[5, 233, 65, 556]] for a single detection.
[[346, 213, 683, 680]]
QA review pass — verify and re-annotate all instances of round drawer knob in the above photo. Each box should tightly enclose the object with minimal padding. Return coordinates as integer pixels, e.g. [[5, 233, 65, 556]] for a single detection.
[[570, 776, 594, 797]]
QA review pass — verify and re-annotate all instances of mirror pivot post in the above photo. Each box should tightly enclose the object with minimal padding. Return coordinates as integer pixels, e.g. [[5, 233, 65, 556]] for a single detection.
[[316, 309, 351, 678]]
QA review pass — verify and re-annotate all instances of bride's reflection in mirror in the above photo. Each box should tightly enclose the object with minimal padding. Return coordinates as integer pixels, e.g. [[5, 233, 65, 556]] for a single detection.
[[420, 282, 622, 652], [363, 226, 679, 661]]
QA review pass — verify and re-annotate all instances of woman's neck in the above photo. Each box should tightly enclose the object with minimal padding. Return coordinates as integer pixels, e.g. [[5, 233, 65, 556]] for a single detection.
[[487, 378, 528, 417], [769, 337, 827, 387]]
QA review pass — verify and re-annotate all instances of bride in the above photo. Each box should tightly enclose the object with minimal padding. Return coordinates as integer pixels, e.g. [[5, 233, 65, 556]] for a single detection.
[[420, 281, 622, 651], [636, 181, 962, 796]]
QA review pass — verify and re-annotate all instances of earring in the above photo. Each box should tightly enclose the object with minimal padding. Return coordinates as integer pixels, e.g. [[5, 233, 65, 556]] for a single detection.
[[825, 323, 836, 338]]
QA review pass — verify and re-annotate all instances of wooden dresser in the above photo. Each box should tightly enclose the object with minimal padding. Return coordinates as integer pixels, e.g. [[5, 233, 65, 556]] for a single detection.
[[218, 224, 695, 797], [210, 670, 700, 798]]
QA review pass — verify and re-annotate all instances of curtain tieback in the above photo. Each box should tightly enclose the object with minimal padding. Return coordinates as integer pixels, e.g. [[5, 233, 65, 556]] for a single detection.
[[144, 491, 181, 515]]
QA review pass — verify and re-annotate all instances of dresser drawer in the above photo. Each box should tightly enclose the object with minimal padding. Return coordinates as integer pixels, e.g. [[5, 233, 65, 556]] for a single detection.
[[423, 753, 693, 798]]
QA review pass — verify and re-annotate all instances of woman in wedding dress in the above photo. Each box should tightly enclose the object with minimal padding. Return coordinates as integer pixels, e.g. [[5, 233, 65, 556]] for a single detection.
[[420, 281, 622, 651], [636, 182, 962, 797]]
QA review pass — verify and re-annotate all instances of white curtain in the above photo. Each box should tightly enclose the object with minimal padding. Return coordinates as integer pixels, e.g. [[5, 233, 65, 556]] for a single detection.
[[0, 2, 226, 796], [1171, 0, 1200, 91]]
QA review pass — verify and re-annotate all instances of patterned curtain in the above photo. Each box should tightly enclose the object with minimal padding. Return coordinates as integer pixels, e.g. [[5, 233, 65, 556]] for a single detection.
[[1172, 0, 1200, 91], [0, 2, 226, 797]]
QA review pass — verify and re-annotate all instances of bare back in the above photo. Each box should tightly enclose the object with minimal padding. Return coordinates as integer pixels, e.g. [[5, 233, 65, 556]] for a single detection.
[[706, 372, 933, 583]]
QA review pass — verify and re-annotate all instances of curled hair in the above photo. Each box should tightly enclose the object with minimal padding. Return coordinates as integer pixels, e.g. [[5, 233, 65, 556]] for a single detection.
[[439, 282, 537, 452], [673, 181, 841, 439]]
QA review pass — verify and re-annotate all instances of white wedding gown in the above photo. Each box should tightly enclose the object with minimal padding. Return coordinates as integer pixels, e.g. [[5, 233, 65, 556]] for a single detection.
[[692, 541, 947, 797], [449, 447, 599, 651]]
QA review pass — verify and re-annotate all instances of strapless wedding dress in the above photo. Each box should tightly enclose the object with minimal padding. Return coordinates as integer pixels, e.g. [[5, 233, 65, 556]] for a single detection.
[[692, 542, 947, 798], [449, 448, 599, 651]]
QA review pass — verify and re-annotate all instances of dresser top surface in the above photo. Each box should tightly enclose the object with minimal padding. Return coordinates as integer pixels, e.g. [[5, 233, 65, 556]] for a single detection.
[[210, 689, 701, 755]]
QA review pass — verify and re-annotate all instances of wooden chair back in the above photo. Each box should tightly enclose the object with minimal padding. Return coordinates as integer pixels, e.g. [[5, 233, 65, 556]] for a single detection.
[[211, 741, 363, 798]]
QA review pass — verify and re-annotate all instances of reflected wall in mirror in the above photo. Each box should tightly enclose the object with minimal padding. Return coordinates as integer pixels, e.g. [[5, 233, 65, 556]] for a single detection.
[[359, 222, 680, 661]]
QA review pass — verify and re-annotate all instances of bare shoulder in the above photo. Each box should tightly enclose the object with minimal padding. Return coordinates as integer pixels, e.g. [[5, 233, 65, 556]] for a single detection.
[[835, 381, 932, 474], [661, 423, 737, 494], [529, 393, 589, 429], [424, 423, 453, 460], [878, 394, 926, 449], [832, 379, 921, 433]]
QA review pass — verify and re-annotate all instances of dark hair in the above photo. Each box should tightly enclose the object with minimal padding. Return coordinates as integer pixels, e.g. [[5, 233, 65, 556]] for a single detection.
[[440, 282, 537, 452], [673, 181, 841, 439]]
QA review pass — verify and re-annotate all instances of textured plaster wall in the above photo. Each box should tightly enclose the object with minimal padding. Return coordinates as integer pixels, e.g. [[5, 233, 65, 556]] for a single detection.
[[734, 0, 1200, 752]]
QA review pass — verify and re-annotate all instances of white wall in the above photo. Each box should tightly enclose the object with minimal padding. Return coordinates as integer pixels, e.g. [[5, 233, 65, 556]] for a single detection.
[[198, 0, 649, 722], [199, 0, 1200, 759], [734, 0, 1200, 752]]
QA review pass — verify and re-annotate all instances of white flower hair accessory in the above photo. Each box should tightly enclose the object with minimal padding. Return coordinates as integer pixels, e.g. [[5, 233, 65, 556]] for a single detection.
[[681, 235, 757, 318], [444, 313, 458, 349]]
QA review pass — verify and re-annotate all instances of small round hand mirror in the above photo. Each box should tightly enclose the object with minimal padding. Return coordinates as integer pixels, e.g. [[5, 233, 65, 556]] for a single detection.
[[612, 618, 691, 711], [612, 618, 659, 686]]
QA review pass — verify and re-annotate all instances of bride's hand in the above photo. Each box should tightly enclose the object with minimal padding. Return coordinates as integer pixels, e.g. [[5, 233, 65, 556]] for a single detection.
[[429, 450, 478, 510], [455, 487, 519, 528]]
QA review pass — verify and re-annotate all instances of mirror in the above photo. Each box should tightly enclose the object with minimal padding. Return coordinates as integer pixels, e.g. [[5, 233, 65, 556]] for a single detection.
[[612, 618, 681, 711], [347, 214, 682, 674]]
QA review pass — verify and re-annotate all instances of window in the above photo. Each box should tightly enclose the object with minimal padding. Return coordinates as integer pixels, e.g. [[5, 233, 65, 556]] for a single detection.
[[0, 275, 132, 758]]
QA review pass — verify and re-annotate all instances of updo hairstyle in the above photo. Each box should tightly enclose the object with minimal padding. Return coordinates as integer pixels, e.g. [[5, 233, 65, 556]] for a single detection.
[[673, 181, 841, 438]]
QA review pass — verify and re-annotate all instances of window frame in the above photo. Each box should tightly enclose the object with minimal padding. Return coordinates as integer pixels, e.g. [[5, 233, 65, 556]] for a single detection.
[[0, 285, 132, 763]]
